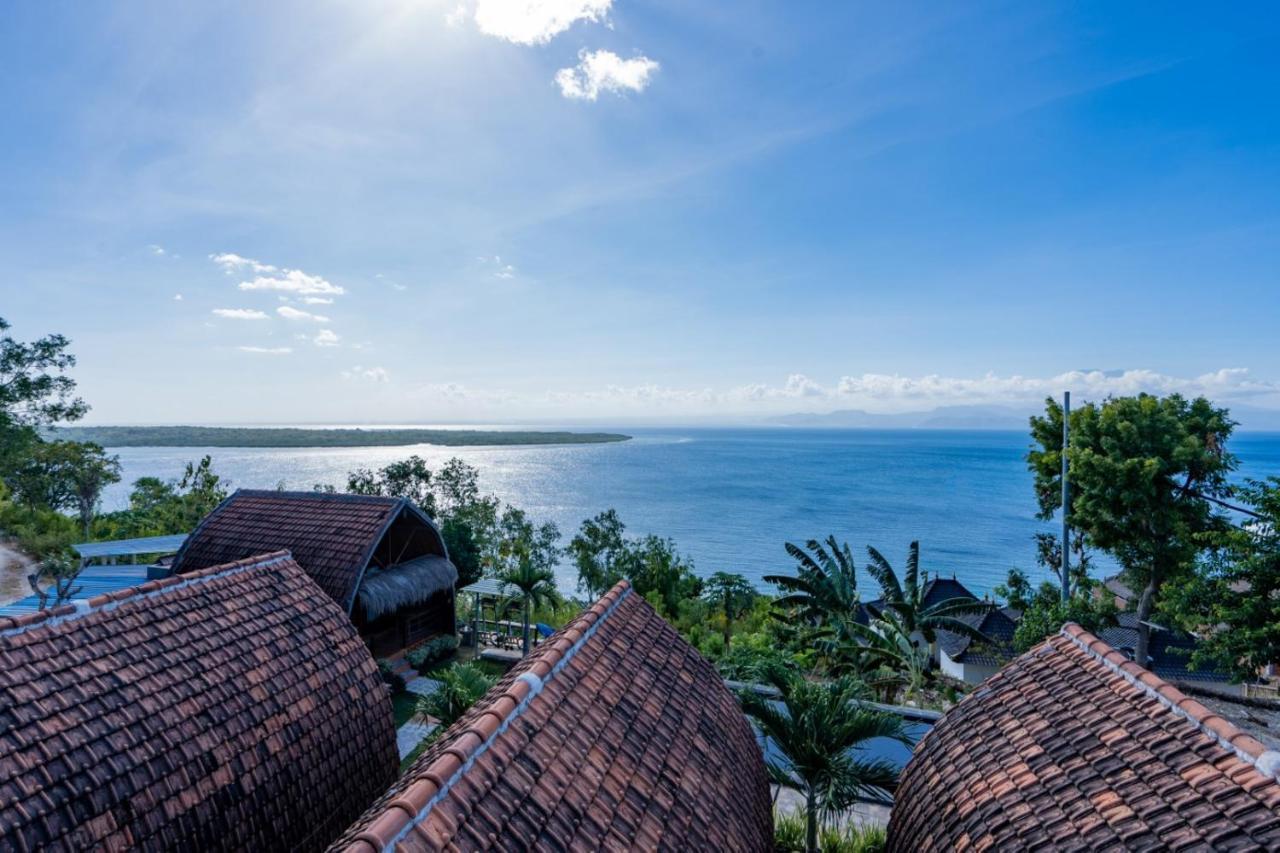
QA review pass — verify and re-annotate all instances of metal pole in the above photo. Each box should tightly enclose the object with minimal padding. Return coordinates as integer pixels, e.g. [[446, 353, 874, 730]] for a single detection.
[[1061, 390, 1071, 604]]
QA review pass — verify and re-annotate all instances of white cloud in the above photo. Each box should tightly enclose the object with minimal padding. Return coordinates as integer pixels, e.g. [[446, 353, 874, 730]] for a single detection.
[[342, 365, 389, 382], [445, 3, 468, 27], [212, 308, 269, 320], [242, 268, 344, 296], [238, 346, 292, 354], [313, 329, 341, 347], [149, 244, 166, 256], [469, 0, 611, 45], [555, 49, 659, 100], [277, 305, 331, 323], [173, 294, 183, 301], [301, 296, 334, 304], [210, 253, 277, 274]]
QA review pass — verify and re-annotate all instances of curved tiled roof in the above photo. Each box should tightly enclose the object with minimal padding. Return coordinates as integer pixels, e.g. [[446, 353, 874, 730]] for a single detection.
[[888, 623, 1280, 852], [172, 490, 445, 613], [332, 581, 773, 853], [0, 551, 399, 852]]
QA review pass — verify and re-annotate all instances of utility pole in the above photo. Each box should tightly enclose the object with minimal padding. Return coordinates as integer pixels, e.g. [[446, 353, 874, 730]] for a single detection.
[[1061, 390, 1071, 604]]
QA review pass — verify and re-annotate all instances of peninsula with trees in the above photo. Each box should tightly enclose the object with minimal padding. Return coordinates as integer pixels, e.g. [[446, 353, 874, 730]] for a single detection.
[[44, 425, 631, 448]]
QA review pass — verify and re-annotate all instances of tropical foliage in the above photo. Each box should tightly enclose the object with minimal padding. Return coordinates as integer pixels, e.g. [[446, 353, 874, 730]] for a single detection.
[[568, 510, 702, 614], [701, 571, 757, 649], [739, 665, 906, 853], [863, 542, 988, 646], [1162, 477, 1280, 681], [416, 662, 497, 728]]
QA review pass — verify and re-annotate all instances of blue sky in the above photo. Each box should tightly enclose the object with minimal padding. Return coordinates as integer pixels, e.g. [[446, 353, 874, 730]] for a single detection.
[[3, 1, 1279, 424]]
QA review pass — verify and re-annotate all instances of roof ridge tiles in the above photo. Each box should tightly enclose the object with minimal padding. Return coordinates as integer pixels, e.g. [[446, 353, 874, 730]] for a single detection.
[[1058, 622, 1280, 779], [233, 488, 405, 505], [0, 550, 294, 637], [361, 579, 634, 852]]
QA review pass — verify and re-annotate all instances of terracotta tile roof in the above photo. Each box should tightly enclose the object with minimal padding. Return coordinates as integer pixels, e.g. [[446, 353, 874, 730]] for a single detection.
[[888, 623, 1280, 852], [0, 551, 399, 852], [332, 581, 773, 853], [171, 489, 436, 612]]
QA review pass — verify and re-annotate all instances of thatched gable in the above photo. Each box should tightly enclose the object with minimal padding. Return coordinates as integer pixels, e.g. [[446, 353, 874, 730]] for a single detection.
[[356, 554, 457, 621]]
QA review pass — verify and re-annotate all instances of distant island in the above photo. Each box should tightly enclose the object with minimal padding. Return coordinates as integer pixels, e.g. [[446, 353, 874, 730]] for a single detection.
[[48, 426, 632, 448]]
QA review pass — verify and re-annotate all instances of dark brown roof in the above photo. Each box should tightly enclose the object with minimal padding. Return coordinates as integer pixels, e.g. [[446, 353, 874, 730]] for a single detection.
[[332, 581, 773, 853], [888, 623, 1280, 852], [937, 605, 1017, 667], [0, 551, 399, 852], [172, 490, 444, 613]]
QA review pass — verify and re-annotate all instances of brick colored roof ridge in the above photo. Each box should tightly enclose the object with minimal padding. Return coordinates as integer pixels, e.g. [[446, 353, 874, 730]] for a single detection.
[[1060, 621, 1280, 778], [0, 548, 293, 636], [346, 579, 635, 853], [234, 488, 406, 505]]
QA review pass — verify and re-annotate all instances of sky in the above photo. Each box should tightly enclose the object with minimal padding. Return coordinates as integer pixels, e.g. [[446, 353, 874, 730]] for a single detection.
[[2, 1, 1279, 425]]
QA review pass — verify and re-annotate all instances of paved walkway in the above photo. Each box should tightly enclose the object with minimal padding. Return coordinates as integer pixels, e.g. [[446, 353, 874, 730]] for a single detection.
[[405, 676, 442, 697], [396, 718, 438, 759]]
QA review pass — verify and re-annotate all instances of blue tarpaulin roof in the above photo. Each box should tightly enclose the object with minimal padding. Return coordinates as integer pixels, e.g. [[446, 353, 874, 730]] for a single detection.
[[72, 534, 188, 560], [0, 564, 150, 617]]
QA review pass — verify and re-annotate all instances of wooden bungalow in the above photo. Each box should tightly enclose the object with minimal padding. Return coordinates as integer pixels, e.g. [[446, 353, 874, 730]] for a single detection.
[[170, 489, 457, 657]]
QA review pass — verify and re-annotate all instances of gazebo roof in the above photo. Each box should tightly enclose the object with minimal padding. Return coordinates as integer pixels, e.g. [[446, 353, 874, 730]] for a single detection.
[[172, 489, 446, 612]]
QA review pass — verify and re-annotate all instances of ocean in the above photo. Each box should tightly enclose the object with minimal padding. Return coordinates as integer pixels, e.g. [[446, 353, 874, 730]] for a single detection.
[[98, 428, 1280, 598]]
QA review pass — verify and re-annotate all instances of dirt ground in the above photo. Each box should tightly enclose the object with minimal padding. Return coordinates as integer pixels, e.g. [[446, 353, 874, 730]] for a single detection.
[[0, 542, 32, 606]]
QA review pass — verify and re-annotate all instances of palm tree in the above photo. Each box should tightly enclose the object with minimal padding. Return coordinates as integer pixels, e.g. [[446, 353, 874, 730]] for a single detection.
[[497, 555, 558, 655], [739, 666, 908, 853], [849, 610, 931, 697], [702, 571, 756, 649], [765, 536, 862, 626], [417, 662, 496, 727], [865, 541, 989, 649]]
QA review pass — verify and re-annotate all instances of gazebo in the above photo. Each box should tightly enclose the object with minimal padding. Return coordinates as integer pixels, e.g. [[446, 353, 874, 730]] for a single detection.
[[172, 490, 458, 657], [458, 577, 551, 653]]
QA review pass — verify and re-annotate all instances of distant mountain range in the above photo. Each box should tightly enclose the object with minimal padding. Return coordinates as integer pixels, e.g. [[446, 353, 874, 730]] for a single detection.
[[771, 403, 1280, 431]]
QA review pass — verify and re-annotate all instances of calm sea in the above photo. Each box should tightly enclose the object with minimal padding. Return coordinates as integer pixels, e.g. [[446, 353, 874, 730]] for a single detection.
[[98, 429, 1280, 597]]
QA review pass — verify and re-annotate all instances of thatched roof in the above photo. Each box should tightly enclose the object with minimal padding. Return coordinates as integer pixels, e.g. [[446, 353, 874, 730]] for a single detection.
[[357, 554, 457, 620]]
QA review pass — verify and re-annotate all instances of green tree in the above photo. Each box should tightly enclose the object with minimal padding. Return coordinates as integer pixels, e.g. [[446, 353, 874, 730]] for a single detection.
[[1163, 478, 1280, 681], [620, 534, 701, 614], [99, 456, 228, 538], [347, 455, 436, 515], [6, 441, 120, 538], [0, 317, 88, 479], [739, 667, 907, 853], [416, 662, 496, 727], [568, 509, 628, 598], [495, 507, 561, 654], [864, 541, 988, 647], [701, 571, 756, 650], [1029, 393, 1235, 666]]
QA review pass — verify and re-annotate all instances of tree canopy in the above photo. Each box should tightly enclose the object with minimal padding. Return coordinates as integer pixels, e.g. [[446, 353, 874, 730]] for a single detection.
[[1028, 393, 1236, 665]]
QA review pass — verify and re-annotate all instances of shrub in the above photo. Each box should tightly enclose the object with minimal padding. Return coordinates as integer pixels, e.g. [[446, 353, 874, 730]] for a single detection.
[[417, 662, 496, 727], [773, 812, 886, 853], [406, 634, 458, 672]]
